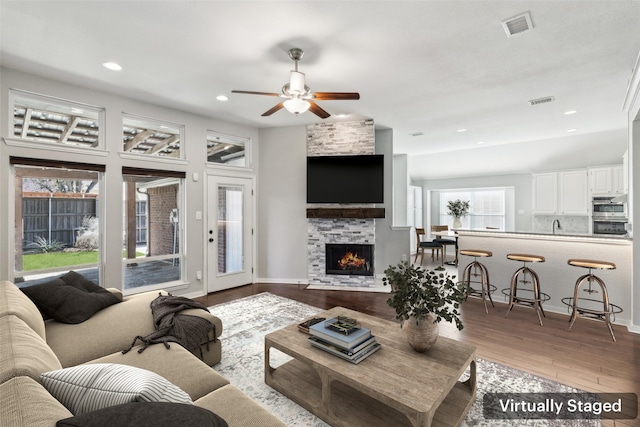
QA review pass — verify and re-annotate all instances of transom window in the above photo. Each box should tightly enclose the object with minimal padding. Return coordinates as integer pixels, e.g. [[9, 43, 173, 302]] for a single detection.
[[207, 131, 248, 167], [122, 114, 183, 158], [10, 89, 104, 149]]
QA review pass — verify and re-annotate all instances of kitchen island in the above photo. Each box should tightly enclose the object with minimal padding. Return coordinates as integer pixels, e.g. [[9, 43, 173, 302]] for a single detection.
[[456, 230, 632, 327]]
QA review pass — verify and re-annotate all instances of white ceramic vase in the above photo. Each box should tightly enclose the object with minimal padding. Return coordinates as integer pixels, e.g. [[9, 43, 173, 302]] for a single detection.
[[453, 217, 462, 229], [401, 314, 439, 352]]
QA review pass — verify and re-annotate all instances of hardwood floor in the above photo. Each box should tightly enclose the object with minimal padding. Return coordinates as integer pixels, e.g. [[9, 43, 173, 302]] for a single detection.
[[195, 276, 640, 427]]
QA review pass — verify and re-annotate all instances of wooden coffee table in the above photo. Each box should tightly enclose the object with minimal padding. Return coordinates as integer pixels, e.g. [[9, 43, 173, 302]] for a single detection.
[[265, 306, 476, 427]]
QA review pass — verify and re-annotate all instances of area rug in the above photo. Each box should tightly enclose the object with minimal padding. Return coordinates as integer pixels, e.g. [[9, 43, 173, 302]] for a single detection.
[[209, 292, 599, 427]]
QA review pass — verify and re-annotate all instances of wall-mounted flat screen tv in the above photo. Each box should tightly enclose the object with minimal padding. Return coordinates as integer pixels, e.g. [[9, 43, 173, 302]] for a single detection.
[[307, 154, 384, 204]]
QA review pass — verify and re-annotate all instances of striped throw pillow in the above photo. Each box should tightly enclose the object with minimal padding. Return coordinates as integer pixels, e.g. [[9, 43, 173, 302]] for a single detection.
[[39, 363, 192, 415]]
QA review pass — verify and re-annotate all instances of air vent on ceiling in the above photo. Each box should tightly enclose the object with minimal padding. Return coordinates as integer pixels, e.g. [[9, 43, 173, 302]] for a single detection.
[[502, 12, 533, 37], [528, 96, 555, 106], [409, 132, 424, 137]]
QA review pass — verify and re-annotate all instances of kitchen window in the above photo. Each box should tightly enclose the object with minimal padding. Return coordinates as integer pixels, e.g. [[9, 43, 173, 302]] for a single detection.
[[439, 189, 506, 230]]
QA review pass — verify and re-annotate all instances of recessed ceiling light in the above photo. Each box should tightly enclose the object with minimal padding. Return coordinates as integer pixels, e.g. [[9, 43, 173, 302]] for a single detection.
[[477, 141, 485, 144], [567, 128, 578, 132], [564, 110, 577, 115], [216, 95, 229, 101], [457, 128, 467, 133], [335, 113, 350, 118], [102, 62, 122, 71]]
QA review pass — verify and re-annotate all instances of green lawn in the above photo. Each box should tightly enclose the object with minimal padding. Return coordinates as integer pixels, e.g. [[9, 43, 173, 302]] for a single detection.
[[22, 251, 99, 271], [22, 250, 145, 271]]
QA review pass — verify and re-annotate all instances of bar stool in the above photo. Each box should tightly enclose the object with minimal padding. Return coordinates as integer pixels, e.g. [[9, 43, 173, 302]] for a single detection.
[[502, 253, 550, 326], [459, 249, 496, 314], [562, 259, 623, 342]]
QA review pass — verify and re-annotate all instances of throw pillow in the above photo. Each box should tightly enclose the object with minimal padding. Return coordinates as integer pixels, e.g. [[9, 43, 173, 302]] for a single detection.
[[21, 271, 120, 323], [56, 402, 228, 427], [40, 363, 192, 415]]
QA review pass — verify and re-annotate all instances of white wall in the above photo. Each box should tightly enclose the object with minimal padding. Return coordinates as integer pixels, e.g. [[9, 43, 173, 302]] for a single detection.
[[0, 67, 259, 297], [375, 129, 411, 275], [255, 125, 308, 283], [393, 154, 408, 226]]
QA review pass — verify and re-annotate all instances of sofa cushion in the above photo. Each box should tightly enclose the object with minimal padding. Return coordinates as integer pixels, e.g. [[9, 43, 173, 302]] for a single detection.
[[40, 363, 192, 415], [0, 376, 72, 426], [195, 384, 287, 427], [21, 271, 121, 324], [56, 402, 228, 427], [0, 281, 46, 339], [87, 342, 229, 401], [0, 315, 62, 384], [46, 290, 160, 367]]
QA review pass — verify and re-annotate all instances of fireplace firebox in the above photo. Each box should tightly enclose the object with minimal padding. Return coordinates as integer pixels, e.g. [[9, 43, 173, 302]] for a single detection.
[[325, 244, 374, 276]]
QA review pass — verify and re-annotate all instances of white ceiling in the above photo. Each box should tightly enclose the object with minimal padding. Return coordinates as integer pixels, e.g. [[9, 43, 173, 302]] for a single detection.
[[1, 1, 639, 180]]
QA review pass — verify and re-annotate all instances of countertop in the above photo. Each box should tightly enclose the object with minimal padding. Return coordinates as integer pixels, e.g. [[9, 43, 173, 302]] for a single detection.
[[455, 229, 632, 244]]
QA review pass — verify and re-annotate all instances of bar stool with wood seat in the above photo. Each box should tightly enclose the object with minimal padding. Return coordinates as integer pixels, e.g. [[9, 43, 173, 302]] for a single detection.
[[562, 259, 623, 342], [459, 249, 496, 314], [502, 253, 550, 326]]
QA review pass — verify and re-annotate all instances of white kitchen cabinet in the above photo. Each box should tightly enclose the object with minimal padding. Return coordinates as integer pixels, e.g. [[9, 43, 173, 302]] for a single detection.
[[533, 170, 589, 215], [612, 165, 624, 194], [589, 165, 624, 195], [559, 170, 589, 215], [532, 172, 558, 214]]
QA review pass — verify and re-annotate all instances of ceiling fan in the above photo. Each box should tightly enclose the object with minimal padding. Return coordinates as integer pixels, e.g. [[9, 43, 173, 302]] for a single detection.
[[232, 48, 360, 119]]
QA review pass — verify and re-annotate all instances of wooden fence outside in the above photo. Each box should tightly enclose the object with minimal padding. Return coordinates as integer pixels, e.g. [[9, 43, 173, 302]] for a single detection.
[[22, 195, 147, 250]]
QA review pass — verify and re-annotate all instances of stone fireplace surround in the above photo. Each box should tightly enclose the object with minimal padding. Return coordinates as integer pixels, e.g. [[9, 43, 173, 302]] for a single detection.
[[306, 120, 378, 289]]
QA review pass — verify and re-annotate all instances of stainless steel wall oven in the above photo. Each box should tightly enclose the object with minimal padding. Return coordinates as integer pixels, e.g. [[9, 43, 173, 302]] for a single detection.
[[592, 219, 628, 235], [592, 196, 627, 219]]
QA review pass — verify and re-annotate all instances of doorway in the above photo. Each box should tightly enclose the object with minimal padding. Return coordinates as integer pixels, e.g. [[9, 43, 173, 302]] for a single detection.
[[206, 175, 253, 292]]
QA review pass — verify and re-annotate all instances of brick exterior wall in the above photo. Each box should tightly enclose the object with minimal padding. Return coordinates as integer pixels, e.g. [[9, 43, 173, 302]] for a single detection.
[[147, 184, 179, 257]]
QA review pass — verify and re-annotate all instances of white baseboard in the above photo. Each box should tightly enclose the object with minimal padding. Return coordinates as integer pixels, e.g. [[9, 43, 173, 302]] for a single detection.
[[255, 277, 309, 285], [305, 284, 391, 293]]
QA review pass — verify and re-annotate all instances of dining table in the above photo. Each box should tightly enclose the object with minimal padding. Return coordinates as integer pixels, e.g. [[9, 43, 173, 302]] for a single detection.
[[433, 230, 459, 266]]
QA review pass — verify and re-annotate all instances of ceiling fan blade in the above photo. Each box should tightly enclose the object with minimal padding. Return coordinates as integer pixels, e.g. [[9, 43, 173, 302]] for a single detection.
[[312, 92, 360, 101], [232, 90, 281, 97], [262, 102, 285, 116], [308, 101, 330, 119]]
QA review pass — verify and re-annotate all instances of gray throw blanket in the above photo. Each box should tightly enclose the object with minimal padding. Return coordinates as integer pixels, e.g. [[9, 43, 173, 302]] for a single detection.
[[123, 293, 216, 360]]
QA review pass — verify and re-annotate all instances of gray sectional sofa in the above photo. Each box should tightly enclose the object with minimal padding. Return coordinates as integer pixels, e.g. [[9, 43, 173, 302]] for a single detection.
[[0, 280, 286, 426]]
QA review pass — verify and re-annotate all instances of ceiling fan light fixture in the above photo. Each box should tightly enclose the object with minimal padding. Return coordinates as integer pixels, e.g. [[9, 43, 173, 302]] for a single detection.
[[284, 98, 310, 115], [289, 71, 307, 95]]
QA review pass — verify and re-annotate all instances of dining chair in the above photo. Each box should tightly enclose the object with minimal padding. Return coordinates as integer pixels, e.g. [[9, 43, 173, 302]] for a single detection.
[[414, 227, 443, 265], [432, 225, 456, 261]]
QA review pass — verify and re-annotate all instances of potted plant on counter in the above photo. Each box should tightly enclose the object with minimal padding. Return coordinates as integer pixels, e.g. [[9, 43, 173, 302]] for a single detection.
[[447, 199, 470, 229], [383, 261, 469, 352]]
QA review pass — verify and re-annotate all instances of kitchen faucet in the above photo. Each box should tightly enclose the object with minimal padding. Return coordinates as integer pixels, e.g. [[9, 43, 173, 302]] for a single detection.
[[552, 219, 562, 234]]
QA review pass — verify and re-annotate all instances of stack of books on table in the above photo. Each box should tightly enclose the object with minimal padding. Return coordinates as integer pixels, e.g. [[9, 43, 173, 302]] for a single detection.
[[308, 317, 380, 364]]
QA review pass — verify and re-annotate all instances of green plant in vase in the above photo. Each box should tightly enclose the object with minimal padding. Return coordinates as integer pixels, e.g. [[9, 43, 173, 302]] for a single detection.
[[447, 199, 470, 229], [383, 261, 470, 351]]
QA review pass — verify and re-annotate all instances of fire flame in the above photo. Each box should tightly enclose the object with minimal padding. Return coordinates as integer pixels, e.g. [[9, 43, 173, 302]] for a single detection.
[[338, 251, 366, 270]]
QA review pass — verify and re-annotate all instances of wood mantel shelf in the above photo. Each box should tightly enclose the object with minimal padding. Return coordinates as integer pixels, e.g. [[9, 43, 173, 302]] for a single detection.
[[306, 207, 385, 219]]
